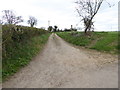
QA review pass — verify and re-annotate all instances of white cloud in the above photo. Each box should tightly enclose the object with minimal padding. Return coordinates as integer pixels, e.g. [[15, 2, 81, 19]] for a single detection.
[[0, 0, 118, 31], [94, 2, 118, 31]]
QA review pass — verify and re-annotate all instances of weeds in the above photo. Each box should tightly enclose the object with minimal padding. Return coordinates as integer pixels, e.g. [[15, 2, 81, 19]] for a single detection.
[[57, 32, 118, 54], [2, 25, 50, 81]]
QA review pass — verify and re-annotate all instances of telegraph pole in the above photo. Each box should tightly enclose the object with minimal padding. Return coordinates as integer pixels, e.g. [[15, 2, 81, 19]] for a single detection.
[[48, 20, 50, 27]]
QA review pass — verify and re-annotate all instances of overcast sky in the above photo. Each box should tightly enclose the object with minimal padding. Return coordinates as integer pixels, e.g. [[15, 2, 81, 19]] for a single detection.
[[0, 0, 119, 31]]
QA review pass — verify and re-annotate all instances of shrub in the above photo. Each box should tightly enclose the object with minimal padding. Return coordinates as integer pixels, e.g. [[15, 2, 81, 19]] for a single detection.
[[2, 25, 48, 61]]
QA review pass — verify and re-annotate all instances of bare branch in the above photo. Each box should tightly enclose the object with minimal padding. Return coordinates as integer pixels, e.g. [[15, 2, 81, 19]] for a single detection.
[[75, 0, 105, 34], [2, 10, 23, 25]]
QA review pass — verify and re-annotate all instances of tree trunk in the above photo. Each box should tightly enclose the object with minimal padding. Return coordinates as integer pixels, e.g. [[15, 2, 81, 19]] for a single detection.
[[84, 28, 87, 34]]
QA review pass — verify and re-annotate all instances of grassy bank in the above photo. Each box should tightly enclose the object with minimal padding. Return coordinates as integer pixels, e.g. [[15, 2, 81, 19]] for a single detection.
[[2, 34, 50, 81], [2, 25, 50, 81], [57, 32, 118, 54]]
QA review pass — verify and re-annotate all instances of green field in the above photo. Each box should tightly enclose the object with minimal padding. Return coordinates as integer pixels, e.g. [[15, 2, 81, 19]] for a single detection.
[[57, 32, 119, 54]]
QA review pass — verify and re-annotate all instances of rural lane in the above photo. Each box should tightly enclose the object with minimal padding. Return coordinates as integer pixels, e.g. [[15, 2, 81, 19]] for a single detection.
[[3, 33, 118, 88]]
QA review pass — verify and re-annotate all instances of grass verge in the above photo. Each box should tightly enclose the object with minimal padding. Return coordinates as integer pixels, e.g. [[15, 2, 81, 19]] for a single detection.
[[2, 33, 51, 81], [57, 32, 118, 54]]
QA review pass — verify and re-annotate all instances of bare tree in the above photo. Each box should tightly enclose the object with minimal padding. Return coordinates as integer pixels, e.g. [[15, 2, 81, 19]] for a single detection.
[[2, 10, 23, 25], [75, 0, 111, 34], [27, 16, 37, 27]]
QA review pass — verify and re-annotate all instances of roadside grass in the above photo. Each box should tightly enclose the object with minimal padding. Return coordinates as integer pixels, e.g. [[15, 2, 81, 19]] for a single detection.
[[57, 32, 91, 46], [2, 33, 51, 81], [90, 32, 118, 53], [57, 31, 118, 54]]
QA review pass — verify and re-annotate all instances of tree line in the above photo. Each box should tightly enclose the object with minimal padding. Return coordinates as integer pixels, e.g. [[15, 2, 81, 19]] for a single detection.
[[0, 10, 37, 27], [48, 25, 77, 32]]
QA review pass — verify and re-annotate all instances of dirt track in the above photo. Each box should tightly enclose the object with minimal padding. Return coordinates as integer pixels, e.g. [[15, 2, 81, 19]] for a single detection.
[[3, 33, 118, 88]]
